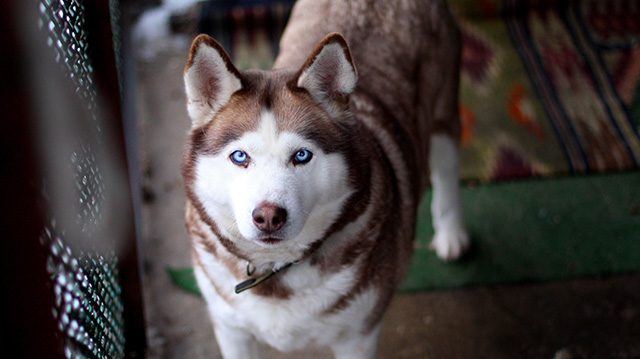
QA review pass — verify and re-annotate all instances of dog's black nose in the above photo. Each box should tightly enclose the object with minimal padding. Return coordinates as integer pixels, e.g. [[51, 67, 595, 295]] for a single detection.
[[252, 202, 287, 233]]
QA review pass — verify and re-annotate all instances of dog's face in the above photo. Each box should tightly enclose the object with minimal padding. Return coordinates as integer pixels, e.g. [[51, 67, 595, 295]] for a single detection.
[[183, 34, 361, 263], [192, 109, 351, 247]]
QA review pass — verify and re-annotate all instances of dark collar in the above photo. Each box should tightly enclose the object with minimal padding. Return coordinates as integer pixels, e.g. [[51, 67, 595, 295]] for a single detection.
[[234, 261, 297, 294]]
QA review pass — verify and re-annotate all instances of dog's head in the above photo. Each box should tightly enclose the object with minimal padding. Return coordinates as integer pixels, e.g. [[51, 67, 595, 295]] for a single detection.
[[183, 33, 364, 264]]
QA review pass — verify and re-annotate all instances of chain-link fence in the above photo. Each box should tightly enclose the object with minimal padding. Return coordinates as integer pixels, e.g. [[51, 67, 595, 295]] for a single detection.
[[3, 0, 145, 358]]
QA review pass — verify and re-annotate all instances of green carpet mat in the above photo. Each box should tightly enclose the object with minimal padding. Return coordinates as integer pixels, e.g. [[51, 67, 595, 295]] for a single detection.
[[169, 171, 640, 295], [402, 171, 640, 292]]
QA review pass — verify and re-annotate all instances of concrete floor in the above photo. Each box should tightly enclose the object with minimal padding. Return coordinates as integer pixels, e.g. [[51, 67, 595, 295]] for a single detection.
[[136, 44, 640, 359]]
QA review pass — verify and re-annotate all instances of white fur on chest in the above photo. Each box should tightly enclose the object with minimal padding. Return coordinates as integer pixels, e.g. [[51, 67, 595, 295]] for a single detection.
[[194, 246, 377, 352]]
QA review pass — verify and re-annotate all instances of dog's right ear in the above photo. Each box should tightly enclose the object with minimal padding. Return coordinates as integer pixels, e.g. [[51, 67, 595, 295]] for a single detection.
[[184, 34, 242, 128], [295, 33, 357, 112]]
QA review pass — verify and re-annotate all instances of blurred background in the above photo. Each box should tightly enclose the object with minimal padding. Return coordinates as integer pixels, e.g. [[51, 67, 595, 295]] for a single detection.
[[2, 0, 640, 358]]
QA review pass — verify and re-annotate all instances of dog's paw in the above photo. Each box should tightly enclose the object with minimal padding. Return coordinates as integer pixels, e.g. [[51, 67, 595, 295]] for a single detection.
[[430, 226, 470, 261]]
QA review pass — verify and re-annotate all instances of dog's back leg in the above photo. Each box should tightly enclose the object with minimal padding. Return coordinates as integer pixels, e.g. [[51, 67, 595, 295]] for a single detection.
[[420, 14, 470, 261], [429, 133, 469, 260]]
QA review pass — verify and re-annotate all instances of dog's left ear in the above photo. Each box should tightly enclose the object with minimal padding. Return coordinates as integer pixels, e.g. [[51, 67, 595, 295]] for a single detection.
[[295, 33, 357, 107], [184, 34, 243, 128]]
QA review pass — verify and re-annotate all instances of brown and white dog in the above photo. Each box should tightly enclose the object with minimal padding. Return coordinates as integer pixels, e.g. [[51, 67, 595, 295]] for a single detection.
[[182, 0, 468, 357]]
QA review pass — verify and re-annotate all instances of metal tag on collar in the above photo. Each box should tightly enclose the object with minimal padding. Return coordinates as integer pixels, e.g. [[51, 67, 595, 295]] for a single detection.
[[246, 261, 256, 276]]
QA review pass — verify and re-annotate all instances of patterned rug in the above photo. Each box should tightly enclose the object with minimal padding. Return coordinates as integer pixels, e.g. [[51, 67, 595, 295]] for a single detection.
[[452, 0, 640, 182], [198, 0, 640, 182]]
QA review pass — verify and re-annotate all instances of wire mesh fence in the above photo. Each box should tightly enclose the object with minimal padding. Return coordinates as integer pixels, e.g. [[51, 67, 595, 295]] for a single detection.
[[4, 0, 145, 358], [36, 1, 131, 358]]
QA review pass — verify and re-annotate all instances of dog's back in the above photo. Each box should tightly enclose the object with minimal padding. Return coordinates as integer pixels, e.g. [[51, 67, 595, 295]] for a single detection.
[[277, 0, 462, 194]]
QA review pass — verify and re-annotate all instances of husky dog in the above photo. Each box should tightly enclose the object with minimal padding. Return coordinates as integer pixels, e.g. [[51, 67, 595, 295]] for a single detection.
[[182, 0, 468, 357]]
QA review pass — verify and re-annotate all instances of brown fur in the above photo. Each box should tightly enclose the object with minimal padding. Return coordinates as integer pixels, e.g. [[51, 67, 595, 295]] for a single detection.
[[277, 0, 462, 193]]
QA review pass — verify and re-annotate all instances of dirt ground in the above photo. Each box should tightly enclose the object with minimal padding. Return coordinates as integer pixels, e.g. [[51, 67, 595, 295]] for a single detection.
[[136, 44, 640, 359]]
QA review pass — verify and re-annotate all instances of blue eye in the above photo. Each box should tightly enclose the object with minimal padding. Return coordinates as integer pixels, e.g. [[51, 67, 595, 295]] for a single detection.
[[230, 150, 248, 166], [293, 149, 313, 164]]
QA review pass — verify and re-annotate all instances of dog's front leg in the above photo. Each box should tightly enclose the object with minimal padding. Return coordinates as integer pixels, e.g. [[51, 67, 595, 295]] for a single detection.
[[213, 322, 261, 359], [330, 325, 381, 359], [428, 133, 469, 261]]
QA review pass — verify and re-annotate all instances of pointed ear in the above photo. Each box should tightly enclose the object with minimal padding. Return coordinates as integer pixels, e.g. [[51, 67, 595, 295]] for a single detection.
[[184, 34, 243, 128], [295, 33, 357, 106]]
